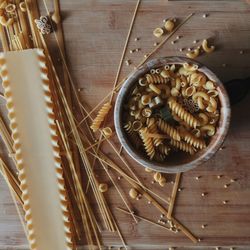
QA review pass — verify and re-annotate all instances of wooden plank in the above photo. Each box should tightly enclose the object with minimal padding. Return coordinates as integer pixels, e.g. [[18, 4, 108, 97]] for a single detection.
[[0, 0, 250, 249]]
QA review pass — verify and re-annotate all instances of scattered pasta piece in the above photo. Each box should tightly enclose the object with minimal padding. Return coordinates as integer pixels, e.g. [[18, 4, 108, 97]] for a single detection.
[[202, 39, 215, 53], [129, 188, 139, 199], [153, 27, 164, 38], [186, 48, 200, 59], [102, 127, 113, 137], [98, 183, 108, 193], [90, 102, 112, 132], [164, 19, 175, 32]]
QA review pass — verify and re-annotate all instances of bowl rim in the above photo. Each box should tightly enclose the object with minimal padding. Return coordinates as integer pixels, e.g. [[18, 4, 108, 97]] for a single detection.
[[114, 56, 231, 173]]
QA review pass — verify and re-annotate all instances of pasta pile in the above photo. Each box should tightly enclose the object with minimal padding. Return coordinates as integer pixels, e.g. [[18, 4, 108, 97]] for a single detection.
[[123, 62, 220, 162]]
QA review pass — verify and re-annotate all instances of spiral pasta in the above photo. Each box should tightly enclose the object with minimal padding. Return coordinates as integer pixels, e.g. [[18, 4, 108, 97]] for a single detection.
[[139, 127, 155, 159], [182, 131, 206, 149], [147, 118, 163, 146], [157, 119, 181, 141], [90, 102, 112, 132], [158, 144, 171, 156], [146, 74, 169, 84], [170, 139, 195, 155], [168, 98, 200, 128]]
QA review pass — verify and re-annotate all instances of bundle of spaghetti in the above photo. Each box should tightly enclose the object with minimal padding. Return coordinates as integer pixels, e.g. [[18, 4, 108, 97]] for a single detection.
[[90, 102, 112, 132], [168, 97, 200, 128], [139, 127, 155, 159], [146, 73, 169, 84], [147, 118, 163, 146], [157, 118, 181, 141], [170, 139, 195, 155], [182, 130, 206, 149]]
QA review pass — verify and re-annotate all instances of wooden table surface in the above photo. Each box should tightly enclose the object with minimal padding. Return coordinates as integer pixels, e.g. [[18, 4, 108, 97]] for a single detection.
[[0, 0, 250, 249]]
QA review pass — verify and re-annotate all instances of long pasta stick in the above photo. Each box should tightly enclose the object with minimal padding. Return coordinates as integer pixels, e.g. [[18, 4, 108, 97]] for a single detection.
[[87, 0, 141, 191], [167, 173, 182, 219], [117, 207, 173, 232], [87, 150, 197, 243]]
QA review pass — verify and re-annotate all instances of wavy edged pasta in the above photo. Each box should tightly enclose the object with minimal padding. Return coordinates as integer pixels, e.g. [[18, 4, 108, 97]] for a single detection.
[[170, 139, 196, 155], [146, 73, 169, 84], [157, 119, 181, 141]]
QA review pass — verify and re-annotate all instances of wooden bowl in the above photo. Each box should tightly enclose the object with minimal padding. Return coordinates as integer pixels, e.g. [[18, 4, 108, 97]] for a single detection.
[[114, 57, 231, 173]]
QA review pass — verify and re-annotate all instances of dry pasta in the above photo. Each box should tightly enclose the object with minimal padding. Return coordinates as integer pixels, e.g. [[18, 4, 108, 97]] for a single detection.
[[122, 62, 221, 162], [90, 102, 112, 132]]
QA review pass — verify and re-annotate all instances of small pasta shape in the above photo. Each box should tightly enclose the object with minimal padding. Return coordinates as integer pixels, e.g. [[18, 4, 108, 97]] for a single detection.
[[198, 113, 209, 126], [208, 89, 219, 97], [202, 39, 215, 53], [183, 63, 199, 72], [139, 78, 147, 86], [141, 94, 152, 105], [157, 119, 181, 141], [154, 152, 166, 162], [192, 128, 201, 138], [149, 83, 161, 94], [157, 84, 170, 98], [90, 102, 112, 132], [102, 127, 113, 137], [171, 87, 180, 97], [201, 125, 215, 136], [185, 86, 196, 97], [153, 27, 164, 38], [168, 98, 200, 128], [142, 108, 152, 117], [197, 96, 206, 110], [192, 91, 210, 102], [147, 118, 163, 146], [190, 72, 207, 87], [186, 48, 200, 59], [204, 81, 215, 90], [146, 74, 169, 84], [164, 19, 175, 32], [139, 127, 155, 159], [182, 131, 206, 149], [124, 121, 133, 134], [170, 139, 195, 155], [178, 66, 193, 76], [132, 121, 143, 131], [206, 97, 217, 113]]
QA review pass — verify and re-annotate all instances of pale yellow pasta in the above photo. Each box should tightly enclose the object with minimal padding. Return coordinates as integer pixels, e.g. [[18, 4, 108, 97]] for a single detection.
[[102, 127, 113, 137], [198, 113, 209, 126], [202, 39, 215, 53], [147, 118, 163, 146], [201, 125, 215, 136], [168, 97, 200, 128], [170, 64, 176, 72], [197, 96, 206, 110], [192, 91, 209, 102], [170, 139, 195, 155], [157, 119, 181, 141], [171, 87, 180, 97], [138, 101, 144, 110], [146, 73, 169, 84], [183, 63, 199, 72], [90, 102, 112, 132], [164, 19, 175, 32], [0, 16, 14, 26], [164, 65, 170, 71], [139, 127, 155, 159], [153, 27, 164, 38], [149, 83, 161, 95], [160, 69, 172, 79], [178, 66, 192, 76], [208, 89, 219, 97], [141, 108, 152, 118], [180, 75, 188, 87], [186, 48, 200, 59], [185, 86, 196, 97], [190, 72, 207, 87], [134, 110, 141, 120], [124, 121, 133, 134], [204, 80, 215, 90], [206, 97, 217, 113], [175, 78, 182, 90], [139, 78, 147, 86]]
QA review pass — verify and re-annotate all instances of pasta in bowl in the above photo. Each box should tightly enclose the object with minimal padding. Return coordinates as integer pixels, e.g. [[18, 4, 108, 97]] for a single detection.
[[114, 57, 230, 173]]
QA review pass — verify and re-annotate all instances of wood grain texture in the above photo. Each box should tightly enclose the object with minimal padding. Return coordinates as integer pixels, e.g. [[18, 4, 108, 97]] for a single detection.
[[0, 0, 250, 249]]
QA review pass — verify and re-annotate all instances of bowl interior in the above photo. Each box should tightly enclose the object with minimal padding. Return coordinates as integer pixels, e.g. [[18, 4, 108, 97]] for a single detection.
[[114, 57, 231, 173]]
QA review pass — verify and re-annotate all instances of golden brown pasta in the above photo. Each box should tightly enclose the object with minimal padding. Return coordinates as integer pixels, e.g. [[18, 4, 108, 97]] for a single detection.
[[147, 118, 163, 146], [90, 102, 112, 132], [157, 119, 181, 141], [158, 144, 171, 156], [170, 139, 195, 155], [146, 73, 169, 84], [168, 97, 200, 128], [182, 131, 206, 149], [139, 127, 155, 159]]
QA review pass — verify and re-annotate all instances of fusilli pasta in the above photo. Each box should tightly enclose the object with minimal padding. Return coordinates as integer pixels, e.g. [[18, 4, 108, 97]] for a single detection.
[[170, 139, 195, 155], [157, 119, 181, 141], [139, 127, 155, 159]]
